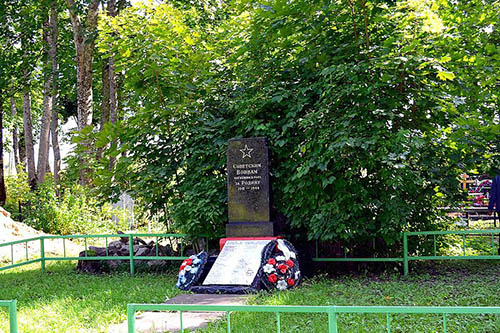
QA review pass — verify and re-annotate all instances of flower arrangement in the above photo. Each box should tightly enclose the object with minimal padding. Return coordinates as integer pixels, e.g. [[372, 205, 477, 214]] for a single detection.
[[176, 251, 208, 290], [261, 240, 301, 291]]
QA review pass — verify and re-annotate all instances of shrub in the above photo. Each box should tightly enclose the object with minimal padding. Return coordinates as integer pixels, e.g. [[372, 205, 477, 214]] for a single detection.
[[5, 171, 131, 235]]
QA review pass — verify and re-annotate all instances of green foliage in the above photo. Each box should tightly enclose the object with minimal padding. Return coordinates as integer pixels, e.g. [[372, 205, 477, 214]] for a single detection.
[[95, 3, 222, 235], [3, 261, 500, 331], [4, 166, 30, 214], [206, 262, 500, 332], [5, 170, 130, 235], [92, 0, 500, 247], [0, 262, 181, 332]]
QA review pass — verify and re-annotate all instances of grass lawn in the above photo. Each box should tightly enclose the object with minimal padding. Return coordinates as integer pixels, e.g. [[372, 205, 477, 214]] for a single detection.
[[204, 261, 500, 332], [2, 261, 500, 332], [0, 261, 181, 332]]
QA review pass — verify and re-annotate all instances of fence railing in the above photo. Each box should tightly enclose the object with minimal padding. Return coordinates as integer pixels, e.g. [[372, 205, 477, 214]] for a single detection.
[[0, 237, 43, 273], [0, 233, 208, 275], [2, 230, 500, 276], [126, 303, 500, 333], [312, 239, 404, 263], [403, 229, 500, 275], [0, 300, 18, 333], [312, 229, 500, 275]]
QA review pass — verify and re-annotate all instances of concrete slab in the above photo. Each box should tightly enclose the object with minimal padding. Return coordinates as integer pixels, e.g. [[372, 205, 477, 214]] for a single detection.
[[108, 294, 248, 333]]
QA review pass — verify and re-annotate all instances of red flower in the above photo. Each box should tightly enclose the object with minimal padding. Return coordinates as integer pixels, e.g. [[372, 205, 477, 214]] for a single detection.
[[268, 274, 277, 283], [286, 260, 294, 268], [267, 258, 276, 265], [287, 278, 295, 287], [277, 264, 288, 273]]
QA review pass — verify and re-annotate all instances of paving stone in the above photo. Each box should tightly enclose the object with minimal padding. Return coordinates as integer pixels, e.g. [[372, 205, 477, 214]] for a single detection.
[[108, 294, 248, 332]]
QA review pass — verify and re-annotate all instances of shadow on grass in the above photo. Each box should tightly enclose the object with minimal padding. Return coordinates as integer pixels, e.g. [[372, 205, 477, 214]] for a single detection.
[[0, 261, 182, 332], [204, 261, 500, 332], [3, 260, 500, 332]]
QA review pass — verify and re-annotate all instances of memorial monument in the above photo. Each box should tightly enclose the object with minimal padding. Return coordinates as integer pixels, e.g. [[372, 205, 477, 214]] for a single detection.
[[226, 137, 274, 237], [181, 137, 301, 293]]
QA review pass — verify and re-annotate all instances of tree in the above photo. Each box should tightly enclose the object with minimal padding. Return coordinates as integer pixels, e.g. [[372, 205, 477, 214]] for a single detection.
[[3, 0, 45, 190], [38, 0, 59, 183], [0, 101, 6, 205], [95, 0, 499, 247], [98, 0, 123, 168], [22, 57, 37, 189], [96, 3, 216, 228], [0, 0, 22, 200], [10, 97, 19, 169], [65, 0, 100, 184]]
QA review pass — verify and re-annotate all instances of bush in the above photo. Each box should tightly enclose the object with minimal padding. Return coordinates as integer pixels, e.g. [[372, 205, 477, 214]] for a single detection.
[[94, 0, 499, 248], [5, 171, 130, 235]]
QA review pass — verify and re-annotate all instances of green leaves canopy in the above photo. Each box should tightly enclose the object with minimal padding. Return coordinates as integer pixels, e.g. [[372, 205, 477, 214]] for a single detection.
[[95, 0, 500, 245]]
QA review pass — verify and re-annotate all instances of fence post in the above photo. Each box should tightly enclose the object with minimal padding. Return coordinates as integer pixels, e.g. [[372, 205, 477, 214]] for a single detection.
[[328, 306, 338, 333], [9, 300, 18, 333], [129, 235, 135, 276], [403, 233, 408, 276], [40, 237, 46, 273], [127, 304, 135, 333]]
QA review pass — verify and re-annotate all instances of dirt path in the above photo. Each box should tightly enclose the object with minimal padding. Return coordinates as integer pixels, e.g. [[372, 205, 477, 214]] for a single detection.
[[108, 294, 248, 332], [0, 207, 81, 263]]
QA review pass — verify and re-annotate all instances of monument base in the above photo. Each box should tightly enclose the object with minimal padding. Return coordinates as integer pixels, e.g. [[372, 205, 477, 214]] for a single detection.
[[178, 239, 302, 294], [190, 285, 259, 294], [225, 221, 274, 237], [219, 236, 282, 251]]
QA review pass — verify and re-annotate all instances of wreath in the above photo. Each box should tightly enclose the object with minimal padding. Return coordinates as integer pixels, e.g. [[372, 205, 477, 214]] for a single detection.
[[176, 251, 208, 290], [260, 239, 301, 291]]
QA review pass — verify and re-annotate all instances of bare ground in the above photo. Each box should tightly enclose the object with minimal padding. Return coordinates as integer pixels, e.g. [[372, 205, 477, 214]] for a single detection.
[[0, 207, 81, 263]]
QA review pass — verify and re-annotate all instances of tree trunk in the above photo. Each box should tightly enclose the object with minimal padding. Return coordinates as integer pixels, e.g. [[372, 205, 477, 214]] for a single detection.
[[50, 1, 61, 183], [99, 0, 117, 166], [74, 42, 94, 131], [75, 41, 94, 185], [18, 131, 26, 168], [108, 0, 118, 171], [66, 0, 100, 185], [101, 61, 110, 128], [97, 60, 110, 160], [0, 100, 7, 205], [46, 136, 51, 174], [22, 63, 37, 190], [108, 54, 117, 170], [51, 110, 61, 183], [10, 96, 19, 170], [37, 13, 54, 183]]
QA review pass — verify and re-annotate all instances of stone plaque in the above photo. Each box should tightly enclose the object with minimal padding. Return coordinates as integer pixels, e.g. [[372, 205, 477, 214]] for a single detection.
[[202, 240, 271, 285], [227, 137, 270, 223]]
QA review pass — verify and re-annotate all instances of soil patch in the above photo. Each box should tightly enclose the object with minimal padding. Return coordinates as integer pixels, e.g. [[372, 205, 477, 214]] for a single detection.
[[0, 207, 80, 263]]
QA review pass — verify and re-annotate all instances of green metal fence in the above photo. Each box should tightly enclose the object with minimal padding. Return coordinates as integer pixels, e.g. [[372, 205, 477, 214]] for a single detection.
[[0, 237, 43, 272], [0, 233, 205, 275], [0, 300, 18, 333], [312, 239, 404, 263], [403, 229, 500, 275], [126, 303, 500, 333], [2, 230, 500, 276], [312, 229, 500, 276]]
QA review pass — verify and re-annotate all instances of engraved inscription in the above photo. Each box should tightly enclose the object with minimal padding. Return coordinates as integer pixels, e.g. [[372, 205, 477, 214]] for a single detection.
[[232, 162, 262, 191], [227, 137, 270, 223]]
